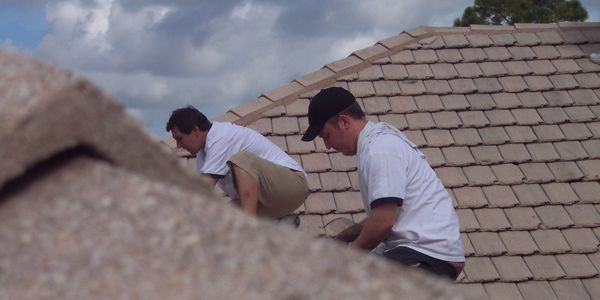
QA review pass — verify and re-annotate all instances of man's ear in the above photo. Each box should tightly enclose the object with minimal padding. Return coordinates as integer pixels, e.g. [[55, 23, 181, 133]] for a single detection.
[[339, 115, 352, 129]]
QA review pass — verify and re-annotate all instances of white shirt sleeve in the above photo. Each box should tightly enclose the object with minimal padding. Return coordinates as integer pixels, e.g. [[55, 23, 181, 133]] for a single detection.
[[363, 147, 408, 206]]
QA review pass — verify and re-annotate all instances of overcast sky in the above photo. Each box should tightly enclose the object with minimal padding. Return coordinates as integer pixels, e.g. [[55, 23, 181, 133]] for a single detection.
[[2, 0, 599, 138]]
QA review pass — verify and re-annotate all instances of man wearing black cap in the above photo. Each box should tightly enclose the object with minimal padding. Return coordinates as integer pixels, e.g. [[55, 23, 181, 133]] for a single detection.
[[302, 87, 465, 280]]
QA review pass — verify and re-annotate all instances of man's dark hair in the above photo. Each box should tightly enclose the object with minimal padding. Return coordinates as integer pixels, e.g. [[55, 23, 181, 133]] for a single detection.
[[166, 106, 212, 134], [327, 102, 365, 128]]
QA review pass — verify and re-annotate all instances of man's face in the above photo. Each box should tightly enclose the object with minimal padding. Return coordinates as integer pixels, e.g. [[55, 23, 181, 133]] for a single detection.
[[171, 126, 204, 155], [318, 117, 356, 156]]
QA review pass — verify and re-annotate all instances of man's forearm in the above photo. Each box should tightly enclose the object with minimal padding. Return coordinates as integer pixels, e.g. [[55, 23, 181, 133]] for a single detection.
[[349, 203, 397, 250]]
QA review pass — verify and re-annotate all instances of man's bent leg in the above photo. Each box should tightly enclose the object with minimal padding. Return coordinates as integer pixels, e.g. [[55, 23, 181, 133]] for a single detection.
[[231, 164, 260, 215]]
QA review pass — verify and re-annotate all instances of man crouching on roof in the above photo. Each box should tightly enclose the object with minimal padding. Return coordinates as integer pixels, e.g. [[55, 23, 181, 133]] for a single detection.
[[301, 87, 465, 280], [166, 106, 309, 221]]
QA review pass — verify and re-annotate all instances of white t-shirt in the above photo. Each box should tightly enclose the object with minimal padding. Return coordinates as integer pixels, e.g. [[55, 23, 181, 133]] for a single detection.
[[196, 122, 304, 199], [357, 121, 464, 262]]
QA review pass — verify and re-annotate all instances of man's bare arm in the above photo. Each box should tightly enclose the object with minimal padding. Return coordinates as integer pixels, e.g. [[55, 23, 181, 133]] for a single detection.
[[350, 202, 397, 250]]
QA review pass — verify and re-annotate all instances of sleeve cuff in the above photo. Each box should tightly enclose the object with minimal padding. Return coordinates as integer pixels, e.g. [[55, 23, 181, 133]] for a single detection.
[[370, 197, 403, 209]]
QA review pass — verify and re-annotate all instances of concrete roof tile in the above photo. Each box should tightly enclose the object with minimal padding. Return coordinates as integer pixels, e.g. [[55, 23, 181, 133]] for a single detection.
[[517, 91, 549, 108], [263, 82, 304, 102], [435, 167, 468, 187], [484, 47, 512, 61], [554, 141, 589, 160], [561, 122, 590, 140], [499, 76, 528, 93], [421, 147, 445, 167], [506, 126, 537, 143], [479, 61, 508, 77], [373, 80, 401, 96], [455, 63, 483, 78], [551, 59, 582, 74], [582, 279, 600, 300], [562, 228, 600, 253], [286, 135, 315, 154], [378, 32, 413, 49], [466, 34, 494, 47], [297, 214, 324, 236], [469, 232, 507, 256], [357, 65, 384, 80], [435, 49, 464, 63], [491, 256, 534, 282], [454, 187, 488, 209], [267, 135, 288, 151], [319, 172, 351, 192], [381, 64, 408, 80], [505, 206, 541, 230], [348, 81, 376, 97], [463, 257, 501, 282], [551, 279, 594, 300], [457, 209, 481, 232], [527, 143, 560, 162], [262, 105, 287, 117], [424, 129, 455, 146], [543, 90, 574, 106], [300, 153, 332, 173], [403, 130, 427, 147], [492, 92, 523, 109], [567, 204, 600, 228], [532, 45, 561, 59], [305, 192, 337, 214], [582, 139, 600, 158], [517, 281, 559, 300], [345, 171, 359, 191], [589, 122, 600, 138], [470, 145, 503, 164], [459, 48, 488, 62], [570, 181, 600, 204], [230, 97, 273, 118], [423, 79, 453, 94], [483, 185, 520, 208], [491, 163, 525, 184], [479, 127, 510, 144], [441, 94, 471, 110], [524, 76, 554, 91], [333, 191, 364, 213], [504, 61, 534, 76], [459, 110, 490, 127], [390, 50, 415, 63], [474, 77, 504, 93], [363, 96, 392, 114], [582, 28, 600, 42], [508, 46, 536, 60], [406, 64, 434, 79], [499, 144, 532, 163], [576, 57, 600, 72], [559, 30, 587, 44], [490, 33, 517, 46], [548, 74, 579, 89], [442, 146, 475, 166], [451, 128, 483, 146], [378, 114, 408, 130], [548, 161, 584, 182], [306, 172, 322, 192], [473, 208, 510, 231], [430, 63, 459, 79], [590, 251, 600, 273], [527, 60, 558, 75], [592, 104, 600, 118], [485, 110, 517, 126], [285, 99, 310, 117], [398, 80, 427, 95], [535, 205, 575, 229], [556, 254, 599, 278], [537, 107, 570, 124], [414, 95, 444, 111], [533, 124, 566, 142], [295, 68, 336, 89], [536, 30, 564, 45], [412, 49, 438, 63], [406, 112, 435, 129], [531, 229, 571, 254], [564, 106, 596, 122], [272, 117, 300, 135], [328, 153, 356, 172], [322, 213, 354, 236], [442, 34, 470, 48], [573, 73, 600, 89], [432, 111, 462, 128], [353, 44, 388, 61], [524, 255, 566, 280], [500, 231, 539, 255], [461, 233, 476, 257], [513, 32, 541, 46], [247, 118, 272, 135], [555, 44, 585, 58], [513, 184, 551, 206], [389, 96, 417, 113], [519, 163, 555, 183], [325, 55, 365, 73]]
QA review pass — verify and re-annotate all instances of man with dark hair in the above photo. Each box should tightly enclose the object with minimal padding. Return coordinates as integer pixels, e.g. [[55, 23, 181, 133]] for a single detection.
[[167, 106, 309, 220], [302, 87, 465, 280]]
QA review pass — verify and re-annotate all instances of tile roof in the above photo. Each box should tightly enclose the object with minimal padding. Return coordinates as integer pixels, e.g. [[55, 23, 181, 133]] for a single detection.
[[168, 22, 600, 299]]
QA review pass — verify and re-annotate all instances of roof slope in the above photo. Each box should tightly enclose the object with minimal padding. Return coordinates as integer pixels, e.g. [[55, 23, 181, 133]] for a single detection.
[[193, 22, 600, 299], [0, 49, 474, 298]]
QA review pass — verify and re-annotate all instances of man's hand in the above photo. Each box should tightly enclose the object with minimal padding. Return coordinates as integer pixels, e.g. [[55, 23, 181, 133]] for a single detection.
[[350, 202, 397, 250], [333, 223, 363, 243]]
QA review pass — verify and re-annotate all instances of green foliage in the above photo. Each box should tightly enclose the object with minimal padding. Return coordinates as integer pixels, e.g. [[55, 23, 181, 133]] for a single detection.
[[453, 0, 588, 26]]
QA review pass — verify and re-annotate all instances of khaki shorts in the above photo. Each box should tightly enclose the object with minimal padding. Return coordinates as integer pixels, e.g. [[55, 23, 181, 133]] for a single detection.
[[228, 151, 309, 218]]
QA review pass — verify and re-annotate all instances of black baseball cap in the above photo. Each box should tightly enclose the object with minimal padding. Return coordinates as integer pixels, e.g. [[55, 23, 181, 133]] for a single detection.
[[301, 87, 357, 141]]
